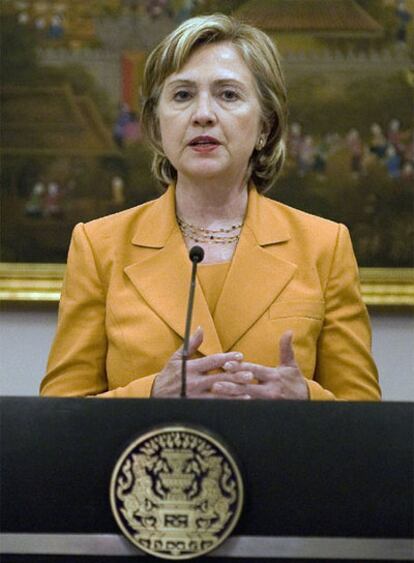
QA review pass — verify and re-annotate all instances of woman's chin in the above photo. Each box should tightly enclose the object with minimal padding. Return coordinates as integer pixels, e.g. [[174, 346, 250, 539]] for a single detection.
[[180, 163, 235, 182]]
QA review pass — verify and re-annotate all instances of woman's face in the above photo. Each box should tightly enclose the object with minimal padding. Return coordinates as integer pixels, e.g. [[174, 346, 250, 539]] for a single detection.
[[157, 41, 264, 185]]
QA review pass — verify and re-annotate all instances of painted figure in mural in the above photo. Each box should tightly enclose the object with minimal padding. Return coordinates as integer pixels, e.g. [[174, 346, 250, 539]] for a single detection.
[[313, 136, 329, 180], [124, 111, 142, 145], [395, 0, 412, 43], [111, 176, 126, 205], [297, 135, 315, 177], [346, 129, 364, 179], [113, 103, 132, 148], [385, 145, 401, 179], [387, 118, 404, 156], [48, 14, 64, 39], [25, 181, 45, 217], [41, 15, 380, 401], [287, 122, 303, 169], [369, 123, 388, 160], [44, 182, 63, 217]]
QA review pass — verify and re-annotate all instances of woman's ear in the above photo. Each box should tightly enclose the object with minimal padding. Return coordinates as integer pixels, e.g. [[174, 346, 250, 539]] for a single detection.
[[255, 121, 271, 150], [260, 119, 273, 143], [255, 135, 266, 150]]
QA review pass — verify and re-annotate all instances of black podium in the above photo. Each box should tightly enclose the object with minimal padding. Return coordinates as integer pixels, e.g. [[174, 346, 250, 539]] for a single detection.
[[1, 398, 413, 562]]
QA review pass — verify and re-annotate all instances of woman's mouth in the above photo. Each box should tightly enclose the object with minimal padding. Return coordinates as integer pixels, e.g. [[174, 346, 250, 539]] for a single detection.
[[189, 136, 221, 152]]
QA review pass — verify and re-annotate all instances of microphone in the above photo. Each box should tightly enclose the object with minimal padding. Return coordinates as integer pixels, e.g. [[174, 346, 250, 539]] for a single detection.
[[189, 245, 204, 264], [181, 245, 204, 398]]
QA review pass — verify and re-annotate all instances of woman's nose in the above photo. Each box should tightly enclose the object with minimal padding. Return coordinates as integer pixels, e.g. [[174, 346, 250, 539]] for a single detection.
[[192, 94, 216, 126]]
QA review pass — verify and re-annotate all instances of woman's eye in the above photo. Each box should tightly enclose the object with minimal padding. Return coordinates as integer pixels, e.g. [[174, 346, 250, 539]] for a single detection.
[[221, 90, 239, 101], [173, 90, 191, 101]]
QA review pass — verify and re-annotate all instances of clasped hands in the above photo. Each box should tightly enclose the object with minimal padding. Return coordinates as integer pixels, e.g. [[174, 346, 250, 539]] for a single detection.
[[152, 327, 309, 400]]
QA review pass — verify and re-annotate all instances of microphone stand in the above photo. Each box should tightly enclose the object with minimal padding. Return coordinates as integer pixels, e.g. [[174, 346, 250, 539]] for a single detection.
[[181, 246, 204, 398]]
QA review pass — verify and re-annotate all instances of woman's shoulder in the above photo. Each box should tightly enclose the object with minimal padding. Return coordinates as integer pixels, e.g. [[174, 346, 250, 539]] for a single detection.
[[79, 194, 164, 242], [260, 193, 344, 238], [257, 195, 355, 276], [87, 197, 158, 226]]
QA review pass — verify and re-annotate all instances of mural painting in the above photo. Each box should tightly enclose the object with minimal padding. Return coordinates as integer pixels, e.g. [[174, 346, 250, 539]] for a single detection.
[[1, 0, 413, 267]]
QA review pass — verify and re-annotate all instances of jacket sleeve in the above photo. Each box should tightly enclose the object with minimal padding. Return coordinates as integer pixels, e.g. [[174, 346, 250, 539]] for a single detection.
[[40, 223, 157, 398], [307, 224, 381, 401]]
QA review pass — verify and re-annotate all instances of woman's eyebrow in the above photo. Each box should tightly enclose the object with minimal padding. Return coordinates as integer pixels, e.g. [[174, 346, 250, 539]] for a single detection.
[[165, 78, 247, 89], [166, 79, 195, 87]]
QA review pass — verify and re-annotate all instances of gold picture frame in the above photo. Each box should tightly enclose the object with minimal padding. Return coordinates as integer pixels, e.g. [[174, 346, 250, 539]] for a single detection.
[[1, 262, 413, 306]]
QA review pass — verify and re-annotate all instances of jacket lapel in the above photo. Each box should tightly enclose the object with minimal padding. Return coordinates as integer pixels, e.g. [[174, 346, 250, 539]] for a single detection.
[[214, 188, 297, 351], [124, 187, 222, 357]]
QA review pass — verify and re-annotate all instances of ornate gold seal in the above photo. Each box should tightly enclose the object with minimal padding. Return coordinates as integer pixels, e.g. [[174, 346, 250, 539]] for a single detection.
[[110, 425, 244, 560]]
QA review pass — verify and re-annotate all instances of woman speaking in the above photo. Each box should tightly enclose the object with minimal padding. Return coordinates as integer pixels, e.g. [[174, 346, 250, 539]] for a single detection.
[[40, 14, 380, 401]]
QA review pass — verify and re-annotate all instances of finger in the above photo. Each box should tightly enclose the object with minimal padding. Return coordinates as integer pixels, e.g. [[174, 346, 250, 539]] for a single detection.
[[172, 326, 204, 360], [187, 326, 204, 357], [211, 394, 252, 401], [222, 360, 274, 382], [246, 383, 283, 400], [279, 330, 297, 367], [187, 392, 217, 399], [193, 370, 254, 393], [211, 381, 251, 397], [190, 393, 250, 400], [226, 371, 254, 384], [190, 351, 243, 372]]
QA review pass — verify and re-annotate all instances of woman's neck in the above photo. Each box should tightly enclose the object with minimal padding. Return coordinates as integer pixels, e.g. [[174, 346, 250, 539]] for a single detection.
[[175, 177, 248, 227]]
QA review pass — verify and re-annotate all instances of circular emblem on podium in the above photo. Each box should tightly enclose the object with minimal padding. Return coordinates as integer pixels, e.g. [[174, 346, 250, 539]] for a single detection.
[[110, 425, 243, 560]]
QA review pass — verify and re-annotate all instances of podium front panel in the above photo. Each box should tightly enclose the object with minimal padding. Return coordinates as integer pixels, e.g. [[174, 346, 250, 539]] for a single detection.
[[1, 398, 413, 561]]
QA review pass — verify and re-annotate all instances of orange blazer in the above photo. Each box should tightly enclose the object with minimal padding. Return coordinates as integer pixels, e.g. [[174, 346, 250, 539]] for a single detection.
[[40, 186, 380, 400]]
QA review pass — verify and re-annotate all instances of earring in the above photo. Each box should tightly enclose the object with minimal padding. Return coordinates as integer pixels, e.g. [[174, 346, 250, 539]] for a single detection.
[[256, 136, 265, 150]]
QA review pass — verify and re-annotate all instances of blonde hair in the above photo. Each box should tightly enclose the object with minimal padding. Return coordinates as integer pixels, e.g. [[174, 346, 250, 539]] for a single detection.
[[141, 14, 288, 192]]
